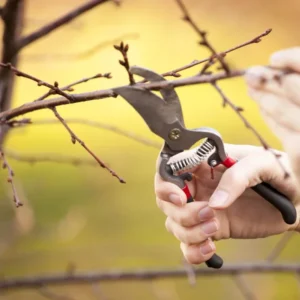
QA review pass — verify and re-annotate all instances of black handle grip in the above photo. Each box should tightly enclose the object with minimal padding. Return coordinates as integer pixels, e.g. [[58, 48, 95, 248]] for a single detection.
[[187, 196, 223, 269], [251, 182, 297, 225]]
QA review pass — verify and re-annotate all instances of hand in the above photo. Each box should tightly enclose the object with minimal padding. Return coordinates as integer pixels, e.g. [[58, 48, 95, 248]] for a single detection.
[[154, 144, 300, 264], [245, 47, 300, 188]]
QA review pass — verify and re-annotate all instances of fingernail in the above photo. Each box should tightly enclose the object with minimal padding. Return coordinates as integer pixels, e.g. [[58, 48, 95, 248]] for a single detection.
[[199, 206, 214, 221], [200, 241, 215, 255], [169, 193, 183, 205], [209, 190, 229, 208], [201, 220, 218, 235]]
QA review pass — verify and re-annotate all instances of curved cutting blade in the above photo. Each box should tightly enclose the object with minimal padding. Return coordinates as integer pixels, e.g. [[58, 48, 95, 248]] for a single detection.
[[113, 66, 185, 140]]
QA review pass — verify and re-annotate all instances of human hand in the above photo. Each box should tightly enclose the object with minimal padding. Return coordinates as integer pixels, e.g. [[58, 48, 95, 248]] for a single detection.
[[154, 144, 300, 264], [245, 47, 300, 188]]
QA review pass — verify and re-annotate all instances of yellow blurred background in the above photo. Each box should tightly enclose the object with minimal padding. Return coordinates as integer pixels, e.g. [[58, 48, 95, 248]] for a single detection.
[[0, 0, 300, 299]]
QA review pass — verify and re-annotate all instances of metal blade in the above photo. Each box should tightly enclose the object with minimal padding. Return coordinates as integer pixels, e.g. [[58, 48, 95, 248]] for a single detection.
[[129, 66, 185, 126], [114, 86, 181, 140]]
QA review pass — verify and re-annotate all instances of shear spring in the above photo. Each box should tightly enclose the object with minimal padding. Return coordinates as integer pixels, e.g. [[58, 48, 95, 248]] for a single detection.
[[167, 139, 214, 174]]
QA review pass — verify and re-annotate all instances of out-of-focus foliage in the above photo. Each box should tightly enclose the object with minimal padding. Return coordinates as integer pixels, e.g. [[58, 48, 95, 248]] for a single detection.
[[0, 0, 300, 299]]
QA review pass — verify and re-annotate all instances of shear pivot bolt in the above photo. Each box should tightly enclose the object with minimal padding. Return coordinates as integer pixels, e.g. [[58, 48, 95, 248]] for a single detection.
[[210, 160, 217, 167], [169, 128, 181, 140]]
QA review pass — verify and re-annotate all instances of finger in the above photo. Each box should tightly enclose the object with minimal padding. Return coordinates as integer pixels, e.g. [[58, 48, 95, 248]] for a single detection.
[[154, 173, 187, 206], [244, 66, 286, 97], [208, 149, 291, 209], [278, 73, 300, 106], [248, 88, 300, 133], [165, 216, 219, 244], [180, 240, 216, 264], [158, 200, 215, 227], [270, 47, 300, 72]]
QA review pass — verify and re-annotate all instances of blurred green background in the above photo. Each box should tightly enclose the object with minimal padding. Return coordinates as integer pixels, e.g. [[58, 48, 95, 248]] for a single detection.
[[0, 0, 300, 299]]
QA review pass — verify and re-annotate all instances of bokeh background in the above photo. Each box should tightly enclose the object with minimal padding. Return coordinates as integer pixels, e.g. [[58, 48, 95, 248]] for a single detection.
[[0, 0, 300, 299]]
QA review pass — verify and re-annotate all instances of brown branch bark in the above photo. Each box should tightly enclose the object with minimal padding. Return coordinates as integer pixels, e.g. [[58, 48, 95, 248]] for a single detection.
[[161, 29, 271, 77], [114, 42, 135, 85], [0, 148, 22, 207], [0, 263, 299, 290], [174, 0, 230, 73], [15, 0, 112, 51], [35, 73, 112, 102], [0, 0, 25, 150], [0, 63, 75, 103], [23, 118, 161, 149], [0, 69, 244, 121], [5, 150, 99, 166], [50, 107, 125, 183]]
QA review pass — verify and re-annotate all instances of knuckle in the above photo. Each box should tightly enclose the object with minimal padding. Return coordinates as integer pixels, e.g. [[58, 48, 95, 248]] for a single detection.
[[176, 210, 190, 226]]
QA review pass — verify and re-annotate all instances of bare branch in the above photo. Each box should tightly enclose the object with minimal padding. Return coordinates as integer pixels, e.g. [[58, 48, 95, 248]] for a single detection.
[[212, 82, 290, 177], [114, 42, 135, 85], [38, 286, 75, 300], [24, 118, 161, 149], [50, 107, 125, 183], [174, 0, 230, 73], [0, 63, 75, 103], [5, 150, 98, 166], [1, 263, 300, 290], [266, 232, 295, 262], [16, 0, 113, 51], [233, 275, 257, 300], [0, 69, 244, 121], [161, 29, 272, 77], [22, 33, 140, 62], [0, 148, 22, 207], [35, 73, 112, 102], [0, 0, 24, 113]]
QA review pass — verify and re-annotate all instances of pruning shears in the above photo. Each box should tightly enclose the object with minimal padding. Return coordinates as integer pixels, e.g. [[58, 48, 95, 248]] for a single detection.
[[114, 66, 297, 269]]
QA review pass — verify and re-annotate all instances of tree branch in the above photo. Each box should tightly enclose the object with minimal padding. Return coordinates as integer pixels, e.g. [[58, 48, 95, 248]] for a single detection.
[[0, 148, 22, 207], [0, 263, 299, 290], [174, 0, 230, 73], [0, 63, 75, 103], [114, 42, 135, 85], [35, 73, 112, 102], [50, 107, 125, 183], [0, 69, 244, 121], [0, 0, 24, 130], [15, 0, 112, 51], [22, 118, 161, 148]]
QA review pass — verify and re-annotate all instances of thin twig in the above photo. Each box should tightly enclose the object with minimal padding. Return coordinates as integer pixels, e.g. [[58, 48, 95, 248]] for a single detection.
[[161, 29, 272, 77], [5, 150, 98, 166], [0, 148, 22, 207], [233, 274, 257, 300], [266, 232, 295, 262], [0, 63, 75, 102], [22, 33, 140, 62], [212, 82, 290, 177], [182, 258, 196, 286], [16, 0, 111, 51], [35, 73, 112, 102], [38, 286, 75, 300], [1, 263, 300, 290], [0, 69, 244, 122], [174, 0, 230, 73], [24, 118, 161, 149], [114, 42, 135, 85], [50, 107, 125, 183]]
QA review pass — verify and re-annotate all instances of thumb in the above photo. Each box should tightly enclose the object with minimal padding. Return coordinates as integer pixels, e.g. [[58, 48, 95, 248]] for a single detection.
[[208, 149, 289, 209]]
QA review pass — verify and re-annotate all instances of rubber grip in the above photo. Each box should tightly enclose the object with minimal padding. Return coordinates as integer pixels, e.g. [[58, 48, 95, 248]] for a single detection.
[[186, 190, 223, 269], [251, 182, 297, 224]]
